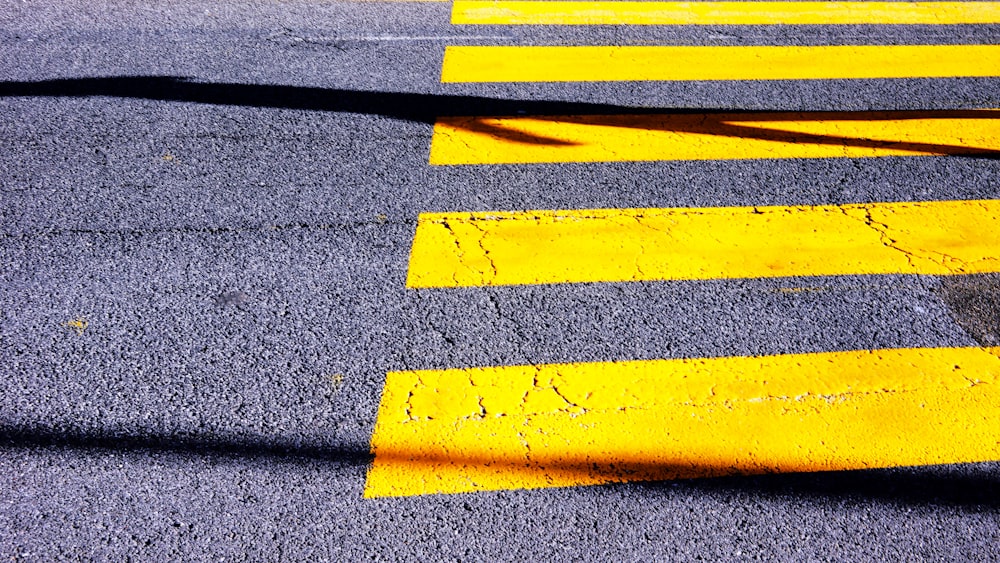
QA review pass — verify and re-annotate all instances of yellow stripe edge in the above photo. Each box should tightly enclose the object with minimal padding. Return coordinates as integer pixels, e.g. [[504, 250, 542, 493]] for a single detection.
[[452, 1, 1000, 25], [428, 110, 1000, 165], [440, 45, 1000, 83], [406, 199, 1000, 288], [365, 345, 1000, 498]]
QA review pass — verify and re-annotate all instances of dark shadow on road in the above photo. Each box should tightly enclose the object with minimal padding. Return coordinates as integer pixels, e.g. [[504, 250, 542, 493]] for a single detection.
[[632, 466, 1000, 510], [4, 423, 999, 509], [2, 75, 999, 158], [0, 424, 371, 466], [0, 75, 690, 122]]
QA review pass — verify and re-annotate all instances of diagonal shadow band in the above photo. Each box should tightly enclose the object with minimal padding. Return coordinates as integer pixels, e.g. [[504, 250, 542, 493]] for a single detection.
[[3, 75, 999, 157], [3, 423, 999, 508], [456, 112, 1000, 157]]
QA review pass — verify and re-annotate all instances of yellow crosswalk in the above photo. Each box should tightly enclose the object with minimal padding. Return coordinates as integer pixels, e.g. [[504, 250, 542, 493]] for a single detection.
[[365, 346, 1000, 497], [365, 2, 1000, 497], [441, 45, 1000, 82], [452, 1, 1000, 25], [407, 200, 1000, 288], [430, 109, 1000, 165]]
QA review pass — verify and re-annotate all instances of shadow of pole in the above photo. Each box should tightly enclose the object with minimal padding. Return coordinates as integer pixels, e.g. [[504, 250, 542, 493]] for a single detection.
[[4, 423, 999, 509], [0, 424, 372, 466], [2, 76, 999, 158]]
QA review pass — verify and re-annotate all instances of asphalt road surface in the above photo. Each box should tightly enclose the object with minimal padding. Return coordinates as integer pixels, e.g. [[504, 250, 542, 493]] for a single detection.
[[3, 0, 1000, 559]]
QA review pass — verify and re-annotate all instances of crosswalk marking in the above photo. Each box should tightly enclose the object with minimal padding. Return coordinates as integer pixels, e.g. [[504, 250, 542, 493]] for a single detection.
[[441, 45, 1000, 82], [364, 0, 1000, 498], [406, 200, 1000, 288], [429, 109, 1000, 165], [364, 346, 1000, 497], [452, 1, 1000, 26]]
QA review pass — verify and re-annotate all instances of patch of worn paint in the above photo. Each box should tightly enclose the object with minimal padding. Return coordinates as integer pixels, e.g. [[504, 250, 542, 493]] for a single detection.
[[364, 346, 1000, 497], [328, 373, 346, 392], [63, 317, 88, 335], [936, 274, 1000, 347]]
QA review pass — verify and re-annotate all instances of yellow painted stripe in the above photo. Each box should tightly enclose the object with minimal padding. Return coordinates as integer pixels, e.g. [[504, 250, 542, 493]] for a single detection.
[[440, 45, 1000, 82], [452, 1, 1000, 25], [429, 109, 1000, 165], [365, 346, 1000, 497], [406, 200, 1000, 288]]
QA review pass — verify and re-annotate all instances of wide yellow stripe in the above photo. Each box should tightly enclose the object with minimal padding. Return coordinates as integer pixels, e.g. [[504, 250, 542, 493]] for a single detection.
[[406, 200, 1000, 288], [452, 1, 1000, 25], [440, 45, 1000, 82], [365, 346, 1000, 497], [429, 109, 1000, 165]]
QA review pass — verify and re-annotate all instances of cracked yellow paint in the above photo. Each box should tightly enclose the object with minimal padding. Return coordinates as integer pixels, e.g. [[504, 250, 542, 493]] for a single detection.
[[429, 109, 1000, 165], [441, 45, 1000, 82], [407, 200, 1000, 288], [365, 346, 1000, 497], [452, 1, 1000, 25]]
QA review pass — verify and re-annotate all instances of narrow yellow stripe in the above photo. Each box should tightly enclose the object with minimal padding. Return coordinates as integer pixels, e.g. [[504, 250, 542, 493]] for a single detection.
[[452, 1, 1000, 25], [440, 45, 1000, 82], [406, 200, 1000, 288], [429, 109, 1000, 165], [364, 346, 1000, 497]]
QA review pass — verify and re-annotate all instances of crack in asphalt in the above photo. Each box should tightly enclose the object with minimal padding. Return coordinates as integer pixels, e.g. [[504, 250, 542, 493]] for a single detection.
[[0, 217, 407, 240]]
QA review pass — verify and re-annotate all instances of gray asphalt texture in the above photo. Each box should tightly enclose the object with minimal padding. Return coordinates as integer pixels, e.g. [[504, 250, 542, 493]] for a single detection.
[[3, 0, 1000, 559]]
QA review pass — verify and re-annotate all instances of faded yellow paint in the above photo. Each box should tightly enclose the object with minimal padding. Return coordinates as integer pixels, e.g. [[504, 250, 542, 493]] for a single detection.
[[440, 45, 1000, 82], [452, 1, 1000, 25], [406, 200, 1000, 288], [63, 317, 88, 335], [775, 286, 826, 294], [328, 373, 346, 391], [429, 109, 1000, 165], [364, 346, 1000, 497]]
